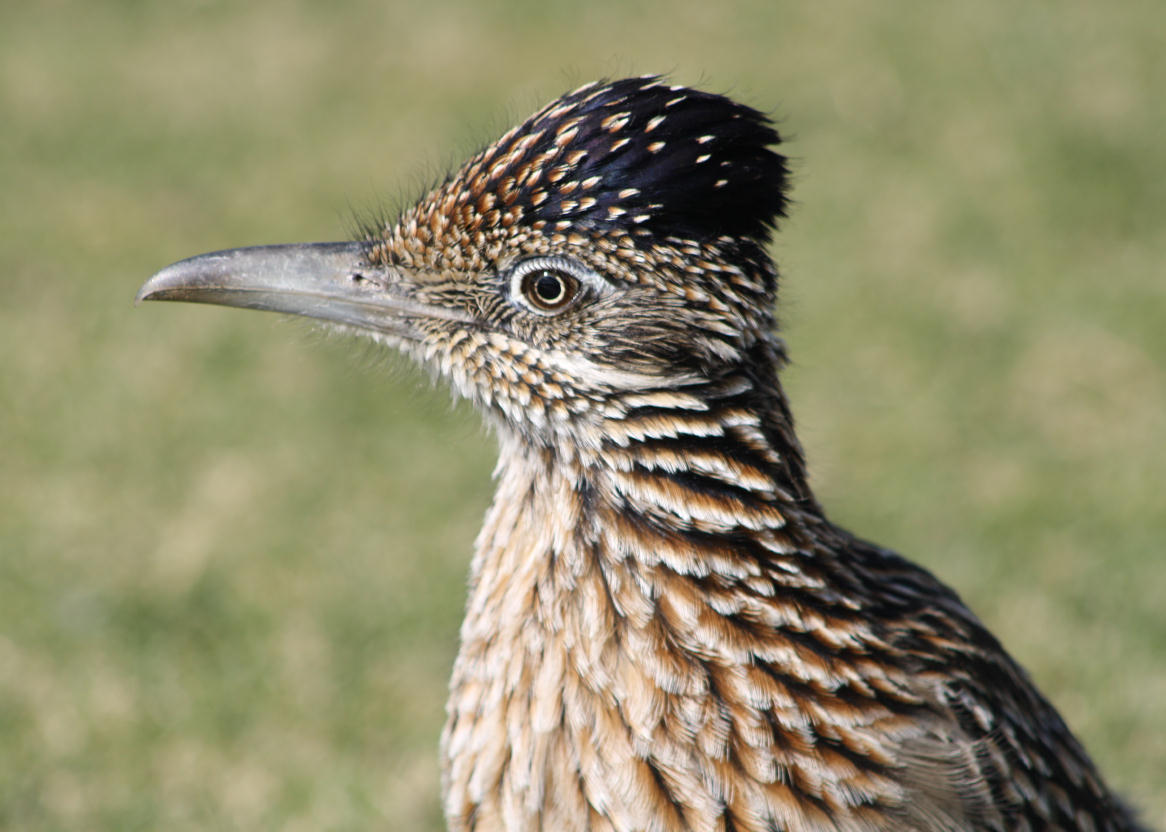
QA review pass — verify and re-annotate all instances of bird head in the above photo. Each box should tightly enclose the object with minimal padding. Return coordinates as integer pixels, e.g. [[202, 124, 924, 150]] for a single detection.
[[138, 77, 791, 447]]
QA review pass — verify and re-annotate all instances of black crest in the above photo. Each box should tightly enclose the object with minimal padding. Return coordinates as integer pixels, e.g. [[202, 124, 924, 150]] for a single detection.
[[477, 76, 790, 245]]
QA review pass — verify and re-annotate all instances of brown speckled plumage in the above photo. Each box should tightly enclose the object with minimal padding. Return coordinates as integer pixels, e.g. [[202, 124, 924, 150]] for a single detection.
[[139, 76, 1145, 831]]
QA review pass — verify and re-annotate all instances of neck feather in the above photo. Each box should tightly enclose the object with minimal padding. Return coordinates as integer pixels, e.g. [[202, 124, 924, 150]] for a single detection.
[[441, 357, 856, 828]]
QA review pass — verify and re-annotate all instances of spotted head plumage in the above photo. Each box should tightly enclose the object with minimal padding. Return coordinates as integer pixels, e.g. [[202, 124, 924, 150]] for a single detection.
[[375, 76, 789, 273], [357, 76, 794, 408], [507, 76, 789, 242]]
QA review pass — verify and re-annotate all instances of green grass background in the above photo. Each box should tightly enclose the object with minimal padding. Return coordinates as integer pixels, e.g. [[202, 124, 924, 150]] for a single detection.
[[2, 1, 1164, 828]]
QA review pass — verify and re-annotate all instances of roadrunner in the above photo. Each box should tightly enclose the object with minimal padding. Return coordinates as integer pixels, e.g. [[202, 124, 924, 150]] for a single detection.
[[138, 77, 1144, 831]]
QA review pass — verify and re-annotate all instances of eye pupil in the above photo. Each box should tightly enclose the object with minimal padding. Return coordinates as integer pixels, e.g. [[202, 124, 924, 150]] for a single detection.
[[535, 273, 564, 302], [519, 267, 578, 312]]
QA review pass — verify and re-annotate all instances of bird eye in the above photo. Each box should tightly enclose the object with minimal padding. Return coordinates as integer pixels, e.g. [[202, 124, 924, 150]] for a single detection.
[[517, 267, 579, 314], [508, 256, 602, 316]]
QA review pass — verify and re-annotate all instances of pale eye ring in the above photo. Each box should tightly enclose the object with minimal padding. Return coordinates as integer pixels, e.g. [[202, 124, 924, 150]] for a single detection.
[[509, 256, 596, 316]]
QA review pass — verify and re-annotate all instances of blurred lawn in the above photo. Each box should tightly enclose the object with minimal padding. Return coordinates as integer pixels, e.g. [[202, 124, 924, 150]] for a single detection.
[[2, 1, 1164, 829]]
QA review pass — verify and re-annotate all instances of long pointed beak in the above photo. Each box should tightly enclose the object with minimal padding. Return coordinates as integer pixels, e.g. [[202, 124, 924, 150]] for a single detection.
[[136, 242, 467, 336]]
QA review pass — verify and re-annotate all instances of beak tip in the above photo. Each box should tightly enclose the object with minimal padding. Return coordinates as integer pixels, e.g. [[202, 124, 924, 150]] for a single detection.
[[133, 284, 153, 306], [134, 267, 175, 306], [134, 255, 221, 307]]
